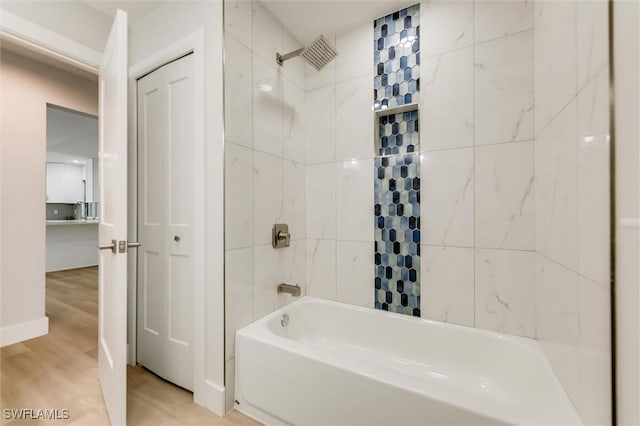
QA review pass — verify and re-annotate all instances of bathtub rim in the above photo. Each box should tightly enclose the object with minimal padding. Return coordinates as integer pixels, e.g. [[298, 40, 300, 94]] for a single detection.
[[235, 296, 583, 426]]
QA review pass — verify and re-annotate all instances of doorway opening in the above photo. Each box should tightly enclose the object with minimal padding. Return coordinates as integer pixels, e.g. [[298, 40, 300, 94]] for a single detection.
[[0, 38, 226, 425], [45, 104, 100, 274]]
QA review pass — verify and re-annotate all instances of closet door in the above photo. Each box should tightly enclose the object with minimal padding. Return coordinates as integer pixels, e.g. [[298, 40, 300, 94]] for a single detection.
[[137, 53, 194, 391]]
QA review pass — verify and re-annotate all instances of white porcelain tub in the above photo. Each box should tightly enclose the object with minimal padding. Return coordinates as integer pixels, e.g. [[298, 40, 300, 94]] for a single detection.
[[235, 297, 582, 426]]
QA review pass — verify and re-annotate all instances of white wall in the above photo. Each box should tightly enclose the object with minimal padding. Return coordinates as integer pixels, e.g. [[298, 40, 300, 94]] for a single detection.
[[223, 0, 306, 411], [533, 0, 611, 423], [0, 49, 98, 346], [614, 0, 640, 424], [128, 0, 226, 415]]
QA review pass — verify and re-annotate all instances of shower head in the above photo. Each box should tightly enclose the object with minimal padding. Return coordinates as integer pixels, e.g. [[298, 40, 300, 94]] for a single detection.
[[276, 35, 338, 71]]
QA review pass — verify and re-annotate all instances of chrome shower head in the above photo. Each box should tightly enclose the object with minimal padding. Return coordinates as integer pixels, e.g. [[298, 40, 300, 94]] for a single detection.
[[276, 35, 338, 71]]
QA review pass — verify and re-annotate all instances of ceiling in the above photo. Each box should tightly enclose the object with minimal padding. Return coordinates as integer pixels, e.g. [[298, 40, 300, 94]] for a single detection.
[[85, 0, 413, 46], [46, 106, 98, 164], [83, 0, 166, 24], [262, 0, 416, 45]]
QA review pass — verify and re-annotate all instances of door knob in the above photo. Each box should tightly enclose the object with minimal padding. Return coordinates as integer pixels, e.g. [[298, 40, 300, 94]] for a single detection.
[[99, 239, 117, 254], [99, 240, 140, 255]]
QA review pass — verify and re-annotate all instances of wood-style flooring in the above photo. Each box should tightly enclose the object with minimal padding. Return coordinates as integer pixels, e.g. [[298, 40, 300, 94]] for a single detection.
[[0, 267, 259, 426]]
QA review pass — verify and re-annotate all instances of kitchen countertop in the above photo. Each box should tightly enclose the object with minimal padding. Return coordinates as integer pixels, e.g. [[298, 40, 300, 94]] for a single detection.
[[46, 219, 99, 226]]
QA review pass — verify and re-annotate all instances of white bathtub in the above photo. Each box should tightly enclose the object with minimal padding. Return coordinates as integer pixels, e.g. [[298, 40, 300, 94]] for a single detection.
[[235, 297, 582, 426]]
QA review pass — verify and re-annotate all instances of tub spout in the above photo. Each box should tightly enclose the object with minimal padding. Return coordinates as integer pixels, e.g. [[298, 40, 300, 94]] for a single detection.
[[277, 283, 301, 297]]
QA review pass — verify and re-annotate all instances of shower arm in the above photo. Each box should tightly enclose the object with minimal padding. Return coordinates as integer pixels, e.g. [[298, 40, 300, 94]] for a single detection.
[[276, 48, 304, 66]]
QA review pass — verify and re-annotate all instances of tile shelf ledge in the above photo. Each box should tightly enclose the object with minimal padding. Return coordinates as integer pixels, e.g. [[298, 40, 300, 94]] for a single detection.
[[373, 102, 420, 118]]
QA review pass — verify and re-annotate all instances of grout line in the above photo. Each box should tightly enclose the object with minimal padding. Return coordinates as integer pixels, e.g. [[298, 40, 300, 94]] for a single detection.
[[532, 0, 538, 340], [536, 251, 611, 291], [423, 243, 536, 253], [473, 28, 534, 48], [333, 53, 339, 301], [533, 62, 608, 141], [472, 0, 477, 329]]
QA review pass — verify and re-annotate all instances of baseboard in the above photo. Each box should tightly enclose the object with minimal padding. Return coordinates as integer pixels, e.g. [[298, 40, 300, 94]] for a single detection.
[[195, 379, 225, 417], [1, 317, 49, 347]]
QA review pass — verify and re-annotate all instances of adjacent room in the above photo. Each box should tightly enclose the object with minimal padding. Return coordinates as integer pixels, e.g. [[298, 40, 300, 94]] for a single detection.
[[0, 1, 638, 425]]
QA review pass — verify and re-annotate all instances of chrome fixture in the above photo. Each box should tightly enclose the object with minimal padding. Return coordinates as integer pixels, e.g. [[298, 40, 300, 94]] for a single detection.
[[272, 223, 291, 248], [99, 240, 141, 254], [99, 239, 118, 254], [277, 283, 301, 297], [276, 35, 338, 71], [281, 313, 290, 327]]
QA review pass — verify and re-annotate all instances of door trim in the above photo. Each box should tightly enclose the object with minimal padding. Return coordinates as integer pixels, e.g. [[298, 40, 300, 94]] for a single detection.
[[0, 9, 101, 72], [127, 29, 217, 413]]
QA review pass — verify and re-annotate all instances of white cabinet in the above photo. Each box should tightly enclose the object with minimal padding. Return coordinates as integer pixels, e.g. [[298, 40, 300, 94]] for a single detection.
[[46, 163, 86, 203], [64, 164, 84, 202], [46, 163, 65, 202]]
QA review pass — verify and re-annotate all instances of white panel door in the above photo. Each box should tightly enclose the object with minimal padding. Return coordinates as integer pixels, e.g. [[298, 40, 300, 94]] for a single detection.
[[98, 9, 128, 426], [137, 54, 194, 391]]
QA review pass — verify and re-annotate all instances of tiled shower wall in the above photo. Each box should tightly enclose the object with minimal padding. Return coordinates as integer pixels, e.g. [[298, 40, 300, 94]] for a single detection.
[[224, 1, 611, 423], [303, 0, 542, 333], [533, 0, 611, 423], [419, 0, 536, 337], [223, 0, 306, 411], [416, 0, 610, 423], [304, 23, 375, 306]]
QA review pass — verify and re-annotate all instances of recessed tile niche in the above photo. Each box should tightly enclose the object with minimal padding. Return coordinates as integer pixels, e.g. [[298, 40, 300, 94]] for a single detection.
[[373, 4, 421, 316]]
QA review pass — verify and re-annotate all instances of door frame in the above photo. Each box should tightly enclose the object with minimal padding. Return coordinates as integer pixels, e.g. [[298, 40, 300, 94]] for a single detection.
[[2, 12, 223, 417], [0, 9, 101, 72], [127, 29, 208, 407]]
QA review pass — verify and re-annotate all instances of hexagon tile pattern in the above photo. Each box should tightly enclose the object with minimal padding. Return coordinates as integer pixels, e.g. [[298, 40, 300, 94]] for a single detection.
[[373, 4, 420, 110], [374, 153, 421, 316], [379, 110, 419, 156]]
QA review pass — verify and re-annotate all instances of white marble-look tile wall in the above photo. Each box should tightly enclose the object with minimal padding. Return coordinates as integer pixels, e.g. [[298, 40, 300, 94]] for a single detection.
[[422, 148, 475, 247], [419, 0, 612, 421], [475, 249, 536, 337], [303, 21, 375, 309], [533, 0, 578, 135], [422, 47, 474, 151], [474, 30, 534, 146], [224, 0, 611, 423], [421, 245, 474, 326], [223, 0, 306, 412], [475, 141, 534, 250], [533, 0, 611, 423], [419, 0, 537, 340]]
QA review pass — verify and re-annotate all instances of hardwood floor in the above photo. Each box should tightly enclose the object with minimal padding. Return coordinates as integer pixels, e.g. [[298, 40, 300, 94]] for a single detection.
[[0, 267, 259, 426]]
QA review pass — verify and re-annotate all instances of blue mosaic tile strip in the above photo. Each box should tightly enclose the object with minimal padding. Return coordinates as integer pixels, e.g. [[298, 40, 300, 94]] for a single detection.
[[374, 153, 421, 317], [378, 109, 419, 156], [373, 4, 420, 110]]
